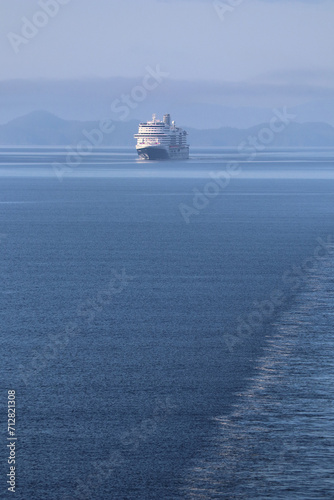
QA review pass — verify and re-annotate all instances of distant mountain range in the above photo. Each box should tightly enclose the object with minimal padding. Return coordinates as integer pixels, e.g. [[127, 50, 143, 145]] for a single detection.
[[0, 111, 333, 147]]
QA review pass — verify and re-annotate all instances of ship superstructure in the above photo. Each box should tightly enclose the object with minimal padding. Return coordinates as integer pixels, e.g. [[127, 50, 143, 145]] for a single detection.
[[134, 114, 189, 160]]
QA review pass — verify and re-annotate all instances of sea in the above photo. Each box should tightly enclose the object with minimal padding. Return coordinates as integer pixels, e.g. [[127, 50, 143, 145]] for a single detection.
[[1, 147, 334, 499]]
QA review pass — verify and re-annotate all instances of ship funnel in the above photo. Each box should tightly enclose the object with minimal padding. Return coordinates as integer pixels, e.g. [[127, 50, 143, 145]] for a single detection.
[[163, 114, 171, 125]]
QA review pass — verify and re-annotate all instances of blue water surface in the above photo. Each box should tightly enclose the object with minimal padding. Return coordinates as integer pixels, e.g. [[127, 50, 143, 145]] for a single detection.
[[0, 148, 334, 499]]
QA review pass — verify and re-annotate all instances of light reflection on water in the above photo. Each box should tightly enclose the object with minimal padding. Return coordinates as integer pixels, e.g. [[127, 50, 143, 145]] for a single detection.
[[0, 148, 333, 179], [184, 249, 334, 499]]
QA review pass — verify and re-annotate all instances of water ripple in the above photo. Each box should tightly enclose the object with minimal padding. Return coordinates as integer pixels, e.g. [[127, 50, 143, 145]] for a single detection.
[[184, 250, 334, 499]]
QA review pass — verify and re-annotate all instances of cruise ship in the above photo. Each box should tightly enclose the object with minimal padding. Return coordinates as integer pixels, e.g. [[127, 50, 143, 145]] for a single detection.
[[134, 114, 189, 160]]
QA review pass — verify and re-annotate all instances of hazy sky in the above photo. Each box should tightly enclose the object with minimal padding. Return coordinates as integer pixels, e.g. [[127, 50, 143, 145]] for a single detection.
[[0, 0, 333, 126], [1, 0, 333, 81]]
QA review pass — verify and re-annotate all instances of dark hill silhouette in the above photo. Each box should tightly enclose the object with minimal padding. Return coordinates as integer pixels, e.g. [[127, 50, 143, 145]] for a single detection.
[[0, 111, 333, 147]]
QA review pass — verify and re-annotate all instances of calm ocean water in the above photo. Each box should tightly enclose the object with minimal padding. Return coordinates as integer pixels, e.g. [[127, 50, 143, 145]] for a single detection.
[[1, 147, 334, 499]]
